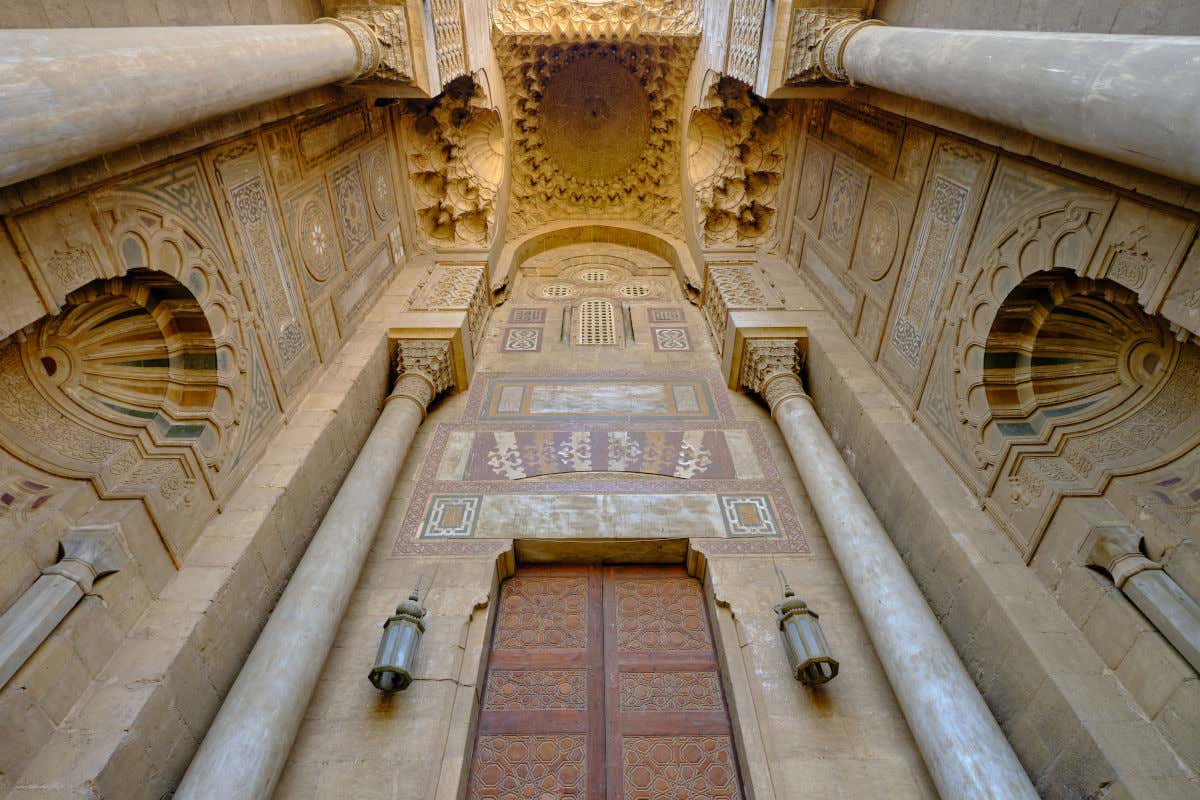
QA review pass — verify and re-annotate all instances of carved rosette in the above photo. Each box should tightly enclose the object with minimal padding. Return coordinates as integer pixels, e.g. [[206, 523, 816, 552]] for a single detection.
[[784, 8, 885, 86], [739, 338, 808, 411], [317, 5, 413, 84], [391, 339, 454, 413]]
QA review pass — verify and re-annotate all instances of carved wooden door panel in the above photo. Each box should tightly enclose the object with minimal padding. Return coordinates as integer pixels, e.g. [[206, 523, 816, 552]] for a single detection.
[[466, 564, 743, 800], [468, 565, 604, 800], [604, 566, 742, 800]]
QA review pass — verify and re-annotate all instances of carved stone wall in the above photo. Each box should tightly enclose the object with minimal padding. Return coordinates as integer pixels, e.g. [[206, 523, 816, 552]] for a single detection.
[[688, 77, 793, 247], [0, 97, 408, 787], [783, 96, 1200, 776]]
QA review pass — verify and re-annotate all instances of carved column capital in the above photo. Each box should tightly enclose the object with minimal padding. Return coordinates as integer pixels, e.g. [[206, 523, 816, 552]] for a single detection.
[[785, 8, 885, 86], [42, 523, 126, 594], [317, 5, 413, 83], [1084, 524, 1161, 589], [739, 338, 809, 412], [389, 339, 454, 415]]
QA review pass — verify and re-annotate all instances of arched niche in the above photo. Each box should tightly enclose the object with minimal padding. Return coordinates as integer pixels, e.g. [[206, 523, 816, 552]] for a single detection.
[[492, 221, 702, 297]]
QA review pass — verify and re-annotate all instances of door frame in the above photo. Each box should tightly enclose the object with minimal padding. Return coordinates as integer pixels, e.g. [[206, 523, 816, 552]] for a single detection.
[[429, 538, 777, 800]]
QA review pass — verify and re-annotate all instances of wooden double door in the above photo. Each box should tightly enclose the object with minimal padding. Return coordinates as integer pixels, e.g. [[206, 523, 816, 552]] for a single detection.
[[466, 564, 745, 800]]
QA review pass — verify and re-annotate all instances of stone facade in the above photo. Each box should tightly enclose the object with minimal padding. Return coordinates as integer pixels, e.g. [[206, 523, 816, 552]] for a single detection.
[[0, 2, 1198, 799]]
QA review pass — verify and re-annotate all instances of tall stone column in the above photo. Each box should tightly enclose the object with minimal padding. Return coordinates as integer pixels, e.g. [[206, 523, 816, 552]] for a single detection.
[[734, 335, 1039, 800], [175, 337, 460, 800], [0, 6, 416, 188], [782, 12, 1200, 184]]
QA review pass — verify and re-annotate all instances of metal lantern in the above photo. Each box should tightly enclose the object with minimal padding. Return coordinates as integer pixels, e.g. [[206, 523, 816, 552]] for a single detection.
[[775, 586, 838, 685], [368, 590, 427, 692]]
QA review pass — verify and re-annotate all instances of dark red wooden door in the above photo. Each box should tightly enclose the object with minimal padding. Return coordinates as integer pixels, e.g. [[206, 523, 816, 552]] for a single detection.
[[466, 565, 744, 800]]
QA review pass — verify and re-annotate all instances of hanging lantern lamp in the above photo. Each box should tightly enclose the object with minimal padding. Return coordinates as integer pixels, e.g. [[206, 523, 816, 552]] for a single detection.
[[368, 587, 427, 692], [774, 575, 839, 686]]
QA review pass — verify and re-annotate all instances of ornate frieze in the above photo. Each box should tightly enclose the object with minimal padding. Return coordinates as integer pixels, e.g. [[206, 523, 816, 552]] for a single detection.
[[493, 0, 700, 42], [700, 263, 783, 354]]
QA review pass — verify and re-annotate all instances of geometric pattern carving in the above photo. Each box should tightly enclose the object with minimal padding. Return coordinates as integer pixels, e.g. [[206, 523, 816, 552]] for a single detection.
[[622, 736, 741, 800], [648, 308, 685, 323], [619, 671, 723, 712], [493, 576, 589, 650], [717, 493, 780, 537], [651, 328, 692, 352], [485, 670, 589, 710], [509, 308, 548, 324], [501, 327, 543, 353], [615, 579, 711, 652], [469, 430, 731, 481], [401, 76, 503, 247], [409, 263, 491, 351], [418, 494, 481, 538], [688, 77, 790, 246], [467, 735, 587, 800]]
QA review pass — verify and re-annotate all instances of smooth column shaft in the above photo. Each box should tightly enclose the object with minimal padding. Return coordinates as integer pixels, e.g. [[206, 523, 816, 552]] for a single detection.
[[1124, 570, 1200, 671], [0, 25, 359, 187], [773, 393, 1038, 799], [842, 27, 1200, 185], [0, 575, 83, 689], [175, 396, 423, 800]]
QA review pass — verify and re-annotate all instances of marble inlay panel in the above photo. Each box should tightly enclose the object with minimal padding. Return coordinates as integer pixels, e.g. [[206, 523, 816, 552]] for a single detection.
[[394, 372, 804, 555], [471, 372, 728, 421]]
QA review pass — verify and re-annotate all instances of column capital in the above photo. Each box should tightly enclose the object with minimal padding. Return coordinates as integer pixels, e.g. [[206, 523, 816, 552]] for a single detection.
[[387, 310, 476, 415], [391, 339, 455, 413], [1084, 524, 1161, 589], [42, 523, 127, 594], [784, 7, 885, 86], [316, 4, 414, 84], [739, 338, 809, 411]]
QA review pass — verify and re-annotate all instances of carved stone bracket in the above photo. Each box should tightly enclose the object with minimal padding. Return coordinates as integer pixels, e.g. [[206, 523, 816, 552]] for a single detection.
[[317, 4, 414, 85], [783, 8, 884, 86]]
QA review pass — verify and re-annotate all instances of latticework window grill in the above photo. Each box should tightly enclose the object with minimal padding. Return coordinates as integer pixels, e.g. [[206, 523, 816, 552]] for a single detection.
[[576, 299, 619, 346], [542, 284, 574, 298], [581, 269, 610, 282], [619, 284, 651, 298]]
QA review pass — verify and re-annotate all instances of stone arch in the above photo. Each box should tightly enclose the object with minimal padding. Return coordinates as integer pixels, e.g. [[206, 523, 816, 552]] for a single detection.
[[493, 221, 702, 293], [0, 269, 231, 560], [97, 186, 260, 483]]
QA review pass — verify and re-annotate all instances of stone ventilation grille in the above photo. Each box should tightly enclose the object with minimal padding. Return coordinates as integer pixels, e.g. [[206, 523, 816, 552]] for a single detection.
[[576, 299, 619, 346], [582, 270, 610, 283], [620, 284, 651, 298], [543, 284, 575, 298]]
